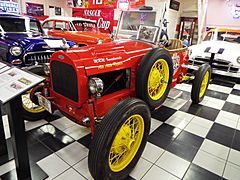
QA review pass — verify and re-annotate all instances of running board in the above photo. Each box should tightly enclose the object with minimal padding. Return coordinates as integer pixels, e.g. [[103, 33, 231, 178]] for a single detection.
[[168, 88, 183, 100]]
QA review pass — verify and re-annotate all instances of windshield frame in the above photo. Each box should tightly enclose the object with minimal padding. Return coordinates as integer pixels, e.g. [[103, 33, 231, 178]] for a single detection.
[[0, 16, 44, 35]]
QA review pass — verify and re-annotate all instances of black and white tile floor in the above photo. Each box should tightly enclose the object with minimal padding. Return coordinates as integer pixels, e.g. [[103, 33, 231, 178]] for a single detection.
[[1, 80, 240, 180]]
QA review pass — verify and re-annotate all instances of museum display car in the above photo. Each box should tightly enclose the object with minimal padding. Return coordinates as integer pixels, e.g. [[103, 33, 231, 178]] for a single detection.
[[26, 24, 211, 179], [42, 16, 112, 46], [188, 28, 240, 80], [0, 12, 77, 120]]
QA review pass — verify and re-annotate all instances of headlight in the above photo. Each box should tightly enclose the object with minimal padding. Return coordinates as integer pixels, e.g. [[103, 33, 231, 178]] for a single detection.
[[237, 56, 240, 64], [43, 63, 50, 76], [88, 77, 104, 96], [10, 46, 22, 56], [97, 39, 103, 44], [71, 44, 79, 48]]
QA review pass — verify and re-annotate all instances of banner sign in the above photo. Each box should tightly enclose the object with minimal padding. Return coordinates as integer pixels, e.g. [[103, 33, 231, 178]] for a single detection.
[[0, 0, 19, 13], [73, 8, 114, 33]]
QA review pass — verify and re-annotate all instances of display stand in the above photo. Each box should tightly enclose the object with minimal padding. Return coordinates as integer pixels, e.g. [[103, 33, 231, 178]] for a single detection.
[[0, 61, 44, 179], [0, 109, 7, 156]]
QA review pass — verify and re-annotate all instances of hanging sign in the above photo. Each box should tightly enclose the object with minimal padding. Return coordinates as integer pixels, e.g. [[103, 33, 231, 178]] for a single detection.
[[73, 8, 114, 33], [0, 0, 19, 13]]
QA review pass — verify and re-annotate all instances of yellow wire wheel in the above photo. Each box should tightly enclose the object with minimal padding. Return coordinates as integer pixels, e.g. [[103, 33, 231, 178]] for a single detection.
[[199, 71, 209, 98], [21, 85, 49, 121], [148, 59, 169, 100], [136, 49, 173, 109], [191, 64, 211, 104], [108, 114, 144, 172], [22, 91, 46, 113], [88, 98, 151, 179]]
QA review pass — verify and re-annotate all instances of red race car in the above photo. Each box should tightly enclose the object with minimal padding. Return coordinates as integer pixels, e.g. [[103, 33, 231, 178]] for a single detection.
[[29, 24, 211, 179]]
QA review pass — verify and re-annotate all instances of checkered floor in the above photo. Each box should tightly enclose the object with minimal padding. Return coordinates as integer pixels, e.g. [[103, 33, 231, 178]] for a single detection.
[[0, 80, 240, 180]]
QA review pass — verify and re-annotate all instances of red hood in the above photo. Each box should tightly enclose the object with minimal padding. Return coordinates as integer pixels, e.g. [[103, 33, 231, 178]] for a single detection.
[[67, 40, 153, 75]]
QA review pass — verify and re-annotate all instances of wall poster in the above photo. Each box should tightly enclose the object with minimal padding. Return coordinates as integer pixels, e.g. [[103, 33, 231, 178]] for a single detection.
[[26, 2, 44, 16], [0, 0, 19, 13]]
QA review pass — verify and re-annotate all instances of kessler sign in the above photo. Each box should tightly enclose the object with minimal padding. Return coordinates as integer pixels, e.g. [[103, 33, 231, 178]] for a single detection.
[[73, 8, 114, 33]]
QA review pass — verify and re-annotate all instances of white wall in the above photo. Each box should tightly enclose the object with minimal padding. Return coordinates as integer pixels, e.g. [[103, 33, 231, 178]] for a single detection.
[[145, 0, 182, 39], [206, 0, 240, 28], [19, 0, 72, 16], [180, 0, 198, 17]]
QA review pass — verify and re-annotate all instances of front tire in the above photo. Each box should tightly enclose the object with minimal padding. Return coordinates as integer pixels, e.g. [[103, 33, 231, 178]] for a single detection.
[[88, 98, 151, 180], [191, 64, 211, 104]]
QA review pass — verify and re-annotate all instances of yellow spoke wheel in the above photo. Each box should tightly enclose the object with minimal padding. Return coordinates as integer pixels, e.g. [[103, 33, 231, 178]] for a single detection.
[[148, 59, 169, 100], [199, 71, 209, 98], [108, 114, 144, 172], [191, 64, 211, 104], [88, 98, 151, 180], [22, 91, 45, 113], [21, 85, 49, 121]]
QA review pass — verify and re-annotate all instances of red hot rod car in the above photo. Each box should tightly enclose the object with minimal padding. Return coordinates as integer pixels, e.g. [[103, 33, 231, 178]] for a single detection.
[[30, 25, 211, 179]]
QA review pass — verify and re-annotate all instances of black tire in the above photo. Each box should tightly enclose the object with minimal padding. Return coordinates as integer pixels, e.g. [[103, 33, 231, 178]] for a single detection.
[[21, 85, 50, 121], [191, 64, 211, 104], [136, 48, 173, 109], [88, 98, 151, 180], [26, 65, 45, 76]]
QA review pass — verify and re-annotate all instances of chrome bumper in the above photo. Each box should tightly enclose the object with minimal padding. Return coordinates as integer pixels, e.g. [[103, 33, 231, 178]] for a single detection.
[[184, 64, 240, 78]]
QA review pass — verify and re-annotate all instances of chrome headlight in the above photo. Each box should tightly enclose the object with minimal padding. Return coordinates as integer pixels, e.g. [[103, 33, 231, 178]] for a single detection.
[[43, 63, 50, 76], [97, 39, 103, 44], [237, 56, 240, 64], [71, 44, 79, 48], [10, 46, 22, 56], [88, 77, 104, 96]]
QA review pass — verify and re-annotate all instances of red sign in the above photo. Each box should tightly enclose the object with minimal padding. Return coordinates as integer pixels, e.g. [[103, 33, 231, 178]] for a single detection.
[[73, 8, 114, 33]]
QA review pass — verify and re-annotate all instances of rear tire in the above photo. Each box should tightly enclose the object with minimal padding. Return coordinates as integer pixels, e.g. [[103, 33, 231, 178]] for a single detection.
[[21, 65, 49, 121], [191, 64, 211, 104], [136, 48, 173, 109], [22, 85, 50, 121], [88, 98, 151, 180]]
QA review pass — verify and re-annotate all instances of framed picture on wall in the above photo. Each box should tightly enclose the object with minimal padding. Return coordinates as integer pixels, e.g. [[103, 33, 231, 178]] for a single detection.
[[26, 3, 44, 16], [55, 7, 61, 15], [169, 0, 180, 11]]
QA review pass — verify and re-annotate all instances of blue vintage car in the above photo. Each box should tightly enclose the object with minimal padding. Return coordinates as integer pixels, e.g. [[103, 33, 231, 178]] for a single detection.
[[0, 12, 76, 70], [0, 12, 77, 121]]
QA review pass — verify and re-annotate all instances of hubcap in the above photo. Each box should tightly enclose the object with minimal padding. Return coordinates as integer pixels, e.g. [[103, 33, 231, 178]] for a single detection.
[[148, 59, 169, 100], [199, 71, 209, 98], [108, 114, 144, 172]]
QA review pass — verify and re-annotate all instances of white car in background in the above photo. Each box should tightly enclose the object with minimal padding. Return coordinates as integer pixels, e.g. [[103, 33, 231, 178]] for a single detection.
[[188, 28, 240, 79]]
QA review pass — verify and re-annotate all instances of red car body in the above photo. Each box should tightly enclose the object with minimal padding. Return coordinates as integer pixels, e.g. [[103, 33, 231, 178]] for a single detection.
[[46, 39, 188, 133]]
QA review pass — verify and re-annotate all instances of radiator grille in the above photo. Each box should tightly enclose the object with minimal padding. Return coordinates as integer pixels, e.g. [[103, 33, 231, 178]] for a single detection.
[[51, 61, 78, 102], [24, 52, 53, 65], [189, 57, 239, 73]]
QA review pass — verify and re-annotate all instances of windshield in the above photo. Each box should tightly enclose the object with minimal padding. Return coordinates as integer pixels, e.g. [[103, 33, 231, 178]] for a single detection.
[[204, 30, 240, 44], [0, 17, 43, 34], [72, 20, 97, 32]]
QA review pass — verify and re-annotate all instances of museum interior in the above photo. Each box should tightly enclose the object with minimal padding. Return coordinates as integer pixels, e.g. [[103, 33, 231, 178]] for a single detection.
[[0, 0, 239, 179]]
